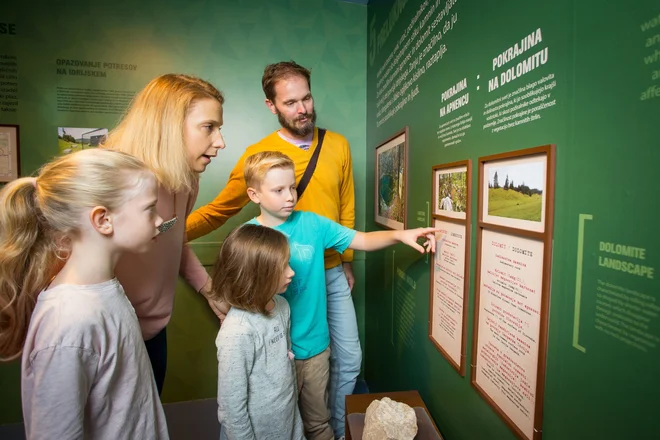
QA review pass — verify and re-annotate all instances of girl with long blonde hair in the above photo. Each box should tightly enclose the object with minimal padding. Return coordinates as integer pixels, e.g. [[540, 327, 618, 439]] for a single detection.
[[103, 73, 226, 393], [0, 148, 168, 439]]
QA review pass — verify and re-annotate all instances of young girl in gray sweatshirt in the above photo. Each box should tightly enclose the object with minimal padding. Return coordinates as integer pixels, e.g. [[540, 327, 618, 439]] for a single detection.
[[211, 224, 304, 440]]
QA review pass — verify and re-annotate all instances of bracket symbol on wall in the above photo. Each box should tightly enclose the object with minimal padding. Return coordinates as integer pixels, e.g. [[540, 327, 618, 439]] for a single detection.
[[573, 213, 593, 353]]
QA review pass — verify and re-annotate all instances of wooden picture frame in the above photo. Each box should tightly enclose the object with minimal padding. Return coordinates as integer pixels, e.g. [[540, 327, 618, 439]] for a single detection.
[[480, 146, 550, 236], [374, 127, 408, 230], [0, 124, 20, 183], [432, 161, 470, 220], [471, 144, 555, 440], [428, 160, 471, 376]]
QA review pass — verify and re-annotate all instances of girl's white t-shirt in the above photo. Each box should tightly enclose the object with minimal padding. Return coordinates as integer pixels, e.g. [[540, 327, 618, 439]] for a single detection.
[[21, 278, 169, 440]]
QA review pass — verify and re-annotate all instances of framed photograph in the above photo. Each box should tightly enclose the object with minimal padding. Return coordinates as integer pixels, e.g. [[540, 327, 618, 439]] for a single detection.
[[479, 145, 555, 236], [0, 124, 20, 183], [375, 127, 408, 230], [433, 161, 470, 220]]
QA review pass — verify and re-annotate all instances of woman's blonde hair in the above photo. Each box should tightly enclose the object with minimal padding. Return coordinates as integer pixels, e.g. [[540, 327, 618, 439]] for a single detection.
[[211, 224, 290, 315], [0, 149, 153, 360], [103, 73, 224, 192]]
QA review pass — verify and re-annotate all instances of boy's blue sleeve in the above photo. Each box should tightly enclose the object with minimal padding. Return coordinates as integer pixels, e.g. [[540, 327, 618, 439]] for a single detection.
[[311, 212, 357, 253]]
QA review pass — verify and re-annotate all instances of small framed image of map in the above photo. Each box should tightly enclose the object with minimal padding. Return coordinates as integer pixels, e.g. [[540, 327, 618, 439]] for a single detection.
[[375, 127, 408, 230], [0, 124, 20, 183]]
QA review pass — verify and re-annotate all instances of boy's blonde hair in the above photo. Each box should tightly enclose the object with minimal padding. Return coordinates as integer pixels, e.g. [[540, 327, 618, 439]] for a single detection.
[[243, 151, 295, 188], [211, 224, 290, 315], [103, 73, 224, 193], [0, 149, 153, 360]]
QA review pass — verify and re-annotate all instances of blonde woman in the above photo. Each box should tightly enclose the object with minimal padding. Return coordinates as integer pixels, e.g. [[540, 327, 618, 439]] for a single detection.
[[104, 73, 226, 393], [0, 149, 168, 439]]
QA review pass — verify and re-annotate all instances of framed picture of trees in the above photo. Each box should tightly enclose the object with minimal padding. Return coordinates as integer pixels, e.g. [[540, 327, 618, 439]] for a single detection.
[[374, 127, 408, 230], [433, 162, 469, 220], [480, 147, 553, 234]]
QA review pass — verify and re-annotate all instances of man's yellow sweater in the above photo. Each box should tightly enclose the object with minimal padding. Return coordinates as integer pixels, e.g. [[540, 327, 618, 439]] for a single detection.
[[186, 128, 355, 269]]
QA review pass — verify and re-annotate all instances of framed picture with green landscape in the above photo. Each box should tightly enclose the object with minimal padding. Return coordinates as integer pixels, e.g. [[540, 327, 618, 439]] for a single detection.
[[374, 127, 408, 230], [433, 161, 470, 221], [479, 145, 555, 235]]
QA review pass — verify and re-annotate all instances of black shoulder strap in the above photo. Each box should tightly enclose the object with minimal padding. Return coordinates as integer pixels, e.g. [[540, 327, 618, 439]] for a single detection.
[[296, 128, 326, 200]]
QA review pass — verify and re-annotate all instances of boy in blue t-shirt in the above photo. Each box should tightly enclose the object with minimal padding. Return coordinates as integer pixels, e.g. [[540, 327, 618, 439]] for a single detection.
[[243, 151, 439, 440]]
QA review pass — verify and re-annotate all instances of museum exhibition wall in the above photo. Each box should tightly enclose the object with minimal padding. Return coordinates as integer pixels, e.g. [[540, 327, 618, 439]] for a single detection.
[[365, 0, 658, 439]]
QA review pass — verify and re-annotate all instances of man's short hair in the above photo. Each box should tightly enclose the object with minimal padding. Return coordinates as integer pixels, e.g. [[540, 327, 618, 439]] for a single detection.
[[262, 61, 311, 102]]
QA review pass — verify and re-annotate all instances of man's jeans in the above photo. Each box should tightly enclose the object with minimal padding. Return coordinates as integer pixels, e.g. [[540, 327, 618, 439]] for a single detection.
[[325, 264, 362, 438]]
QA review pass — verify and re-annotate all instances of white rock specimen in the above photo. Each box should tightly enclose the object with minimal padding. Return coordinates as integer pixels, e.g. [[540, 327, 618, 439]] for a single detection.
[[363, 397, 418, 440]]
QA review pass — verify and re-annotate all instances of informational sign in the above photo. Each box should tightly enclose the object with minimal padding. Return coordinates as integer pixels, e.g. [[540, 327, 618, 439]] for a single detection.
[[0, 124, 19, 182], [473, 229, 545, 439], [430, 218, 467, 372]]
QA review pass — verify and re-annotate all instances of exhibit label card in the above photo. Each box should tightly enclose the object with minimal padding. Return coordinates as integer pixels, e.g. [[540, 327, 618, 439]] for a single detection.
[[475, 229, 544, 439], [0, 125, 19, 182], [431, 218, 466, 369]]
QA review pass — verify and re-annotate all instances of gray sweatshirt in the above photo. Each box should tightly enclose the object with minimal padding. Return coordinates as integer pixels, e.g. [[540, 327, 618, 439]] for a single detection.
[[21, 279, 169, 440], [217, 295, 304, 440]]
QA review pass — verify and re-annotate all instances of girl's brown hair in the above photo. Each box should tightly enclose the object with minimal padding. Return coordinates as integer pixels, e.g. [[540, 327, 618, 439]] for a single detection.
[[103, 73, 224, 193], [0, 149, 152, 360], [211, 224, 290, 315]]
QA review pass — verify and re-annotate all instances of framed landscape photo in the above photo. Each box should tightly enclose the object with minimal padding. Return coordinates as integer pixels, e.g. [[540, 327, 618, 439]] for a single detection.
[[433, 161, 470, 221], [0, 124, 20, 183], [480, 145, 555, 235], [375, 127, 408, 230]]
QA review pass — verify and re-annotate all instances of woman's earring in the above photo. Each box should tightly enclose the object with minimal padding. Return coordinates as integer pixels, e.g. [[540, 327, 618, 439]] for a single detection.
[[157, 216, 178, 234]]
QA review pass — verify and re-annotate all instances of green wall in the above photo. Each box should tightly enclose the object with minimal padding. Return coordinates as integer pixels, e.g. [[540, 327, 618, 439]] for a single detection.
[[4, 0, 658, 436], [0, 0, 366, 425], [365, 0, 659, 439]]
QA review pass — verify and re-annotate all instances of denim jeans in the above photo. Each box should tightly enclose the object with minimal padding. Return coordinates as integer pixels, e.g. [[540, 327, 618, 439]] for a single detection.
[[325, 264, 362, 438]]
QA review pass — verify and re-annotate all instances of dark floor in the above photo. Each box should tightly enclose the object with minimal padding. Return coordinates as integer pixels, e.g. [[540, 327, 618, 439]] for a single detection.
[[0, 379, 369, 439], [0, 399, 220, 440]]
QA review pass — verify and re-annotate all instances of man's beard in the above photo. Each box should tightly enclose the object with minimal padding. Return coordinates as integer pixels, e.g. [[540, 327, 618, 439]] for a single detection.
[[277, 108, 317, 137]]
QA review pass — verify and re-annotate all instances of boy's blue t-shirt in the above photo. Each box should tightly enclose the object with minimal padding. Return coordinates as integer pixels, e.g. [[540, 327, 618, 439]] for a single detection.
[[247, 211, 356, 360]]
